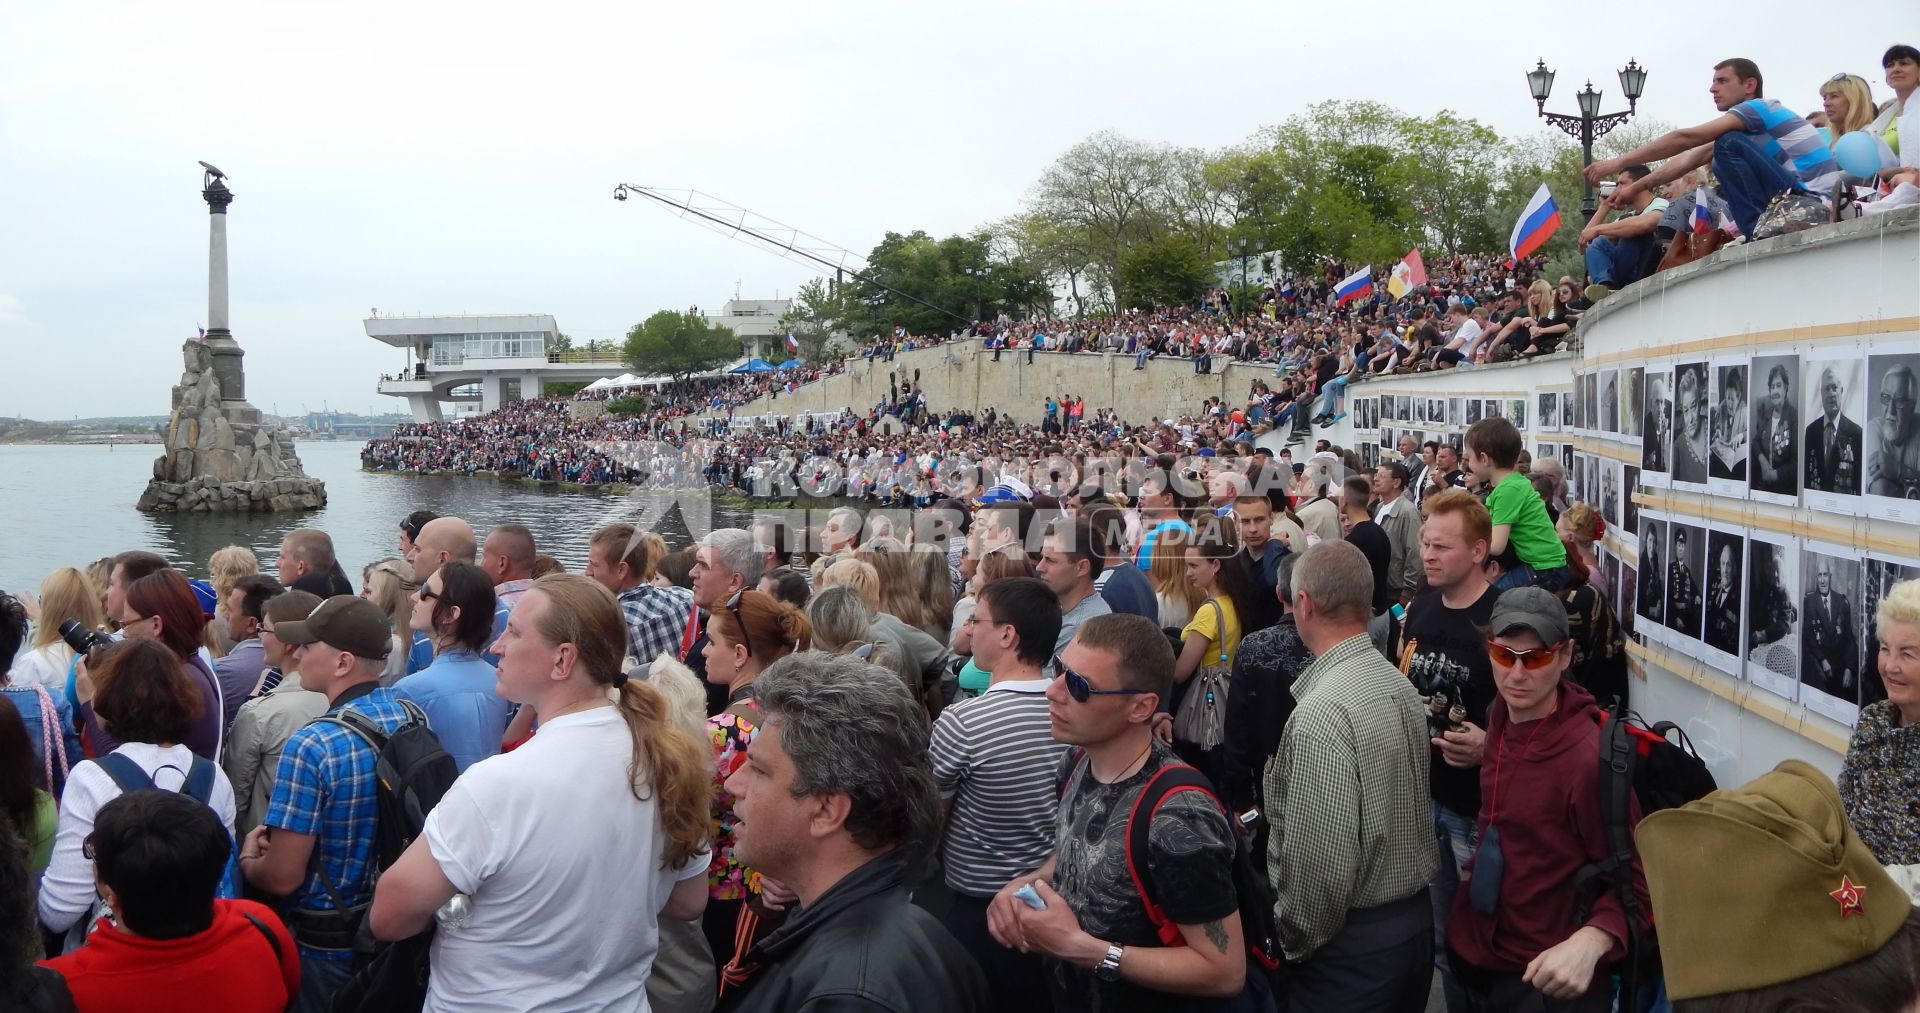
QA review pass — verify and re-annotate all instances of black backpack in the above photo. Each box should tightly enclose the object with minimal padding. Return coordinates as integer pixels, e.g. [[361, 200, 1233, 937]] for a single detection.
[[1574, 704, 1717, 1004], [1063, 752, 1283, 1010], [320, 699, 459, 1013]]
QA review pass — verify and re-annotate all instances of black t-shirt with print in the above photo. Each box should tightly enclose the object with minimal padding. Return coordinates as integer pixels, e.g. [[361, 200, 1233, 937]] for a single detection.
[[1397, 584, 1500, 817], [1049, 742, 1238, 1013]]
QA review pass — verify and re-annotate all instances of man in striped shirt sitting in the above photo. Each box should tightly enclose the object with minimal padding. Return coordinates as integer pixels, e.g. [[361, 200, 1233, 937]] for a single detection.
[[928, 576, 1066, 1013]]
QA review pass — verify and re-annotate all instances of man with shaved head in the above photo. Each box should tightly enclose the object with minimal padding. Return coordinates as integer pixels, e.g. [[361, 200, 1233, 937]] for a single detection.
[[479, 523, 538, 607], [406, 515, 507, 667]]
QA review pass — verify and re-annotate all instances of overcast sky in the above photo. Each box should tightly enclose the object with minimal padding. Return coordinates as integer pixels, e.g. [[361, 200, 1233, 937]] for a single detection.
[[0, 0, 1892, 420]]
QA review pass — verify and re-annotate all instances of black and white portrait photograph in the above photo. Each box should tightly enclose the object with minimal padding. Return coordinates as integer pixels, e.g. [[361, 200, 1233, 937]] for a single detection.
[[1746, 534, 1802, 701], [1802, 358, 1866, 513], [1799, 545, 1864, 726], [1623, 464, 1641, 533], [1466, 399, 1483, 425], [1601, 369, 1620, 435], [1709, 360, 1750, 494], [1561, 393, 1574, 429], [1576, 373, 1591, 431], [1539, 392, 1558, 433], [1560, 443, 1573, 478], [1574, 453, 1594, 507], [1508, 398, 1526, 430], [1672, 361, 1711, 487], [1638, 516, 1668, 634], [1450, 397, 1465, 428], [1600, 459, 1621, 530], [1864, 350, 1920, 525], [1640, 368, 1672, 479], [1485, 399, 1503, 421], [1666, 522, 1706, 641], [1625, 366, 1646, 439], [1619, 555, 1638, 638], [1749, 354, 1801, 505], [1862, 556, 1920, 708], [1597, 549, 1621, 637], [1704, 529, 1745, 664]]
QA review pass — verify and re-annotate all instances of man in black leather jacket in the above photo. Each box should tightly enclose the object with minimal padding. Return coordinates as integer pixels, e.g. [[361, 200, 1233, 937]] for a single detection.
[[719, 652, 988, 1013]]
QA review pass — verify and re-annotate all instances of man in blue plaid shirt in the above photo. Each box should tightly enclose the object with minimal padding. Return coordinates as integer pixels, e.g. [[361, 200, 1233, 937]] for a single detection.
[[240, 595, 414, 1013], [585, 523, 697, 668]]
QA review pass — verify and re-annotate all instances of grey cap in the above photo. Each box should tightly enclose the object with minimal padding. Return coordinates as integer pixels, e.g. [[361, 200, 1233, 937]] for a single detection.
[[1490, 586, 1570, 645]]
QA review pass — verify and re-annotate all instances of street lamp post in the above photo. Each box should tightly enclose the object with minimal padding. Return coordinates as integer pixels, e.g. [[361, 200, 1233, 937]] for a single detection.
[[963, 265, 987, 326], [1237, 237, 1250, 319], [1527, 58, 1648, 216]]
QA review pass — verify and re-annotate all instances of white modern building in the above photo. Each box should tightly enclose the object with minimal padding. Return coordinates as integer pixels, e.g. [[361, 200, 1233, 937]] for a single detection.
[[369, 313, 625, 422], [707, 298, 791, 361]]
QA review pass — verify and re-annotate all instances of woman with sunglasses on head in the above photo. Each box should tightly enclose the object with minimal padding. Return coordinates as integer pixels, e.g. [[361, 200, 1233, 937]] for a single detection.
[[396, 562, 509, 773], [700, 589, 812, 988]]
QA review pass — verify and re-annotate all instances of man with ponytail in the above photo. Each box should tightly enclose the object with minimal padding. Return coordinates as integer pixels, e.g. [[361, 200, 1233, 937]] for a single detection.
[[723, 652, 988, 1013], [369, 574, 712, 1012]]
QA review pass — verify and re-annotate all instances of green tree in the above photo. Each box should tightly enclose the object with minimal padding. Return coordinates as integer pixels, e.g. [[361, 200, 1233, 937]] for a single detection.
[[605, 394, 650, 416], [1116, 235, 1211, 309], [842, 230, 1030, 338], [623, 309, 738, 389], [543, 380, 590, 398], [777, 278, 848, 363], [548, 331, 573, 355]]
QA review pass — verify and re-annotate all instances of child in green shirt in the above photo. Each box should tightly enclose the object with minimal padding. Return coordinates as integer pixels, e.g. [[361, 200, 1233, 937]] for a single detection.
[[1465, 417, 1569, 592]]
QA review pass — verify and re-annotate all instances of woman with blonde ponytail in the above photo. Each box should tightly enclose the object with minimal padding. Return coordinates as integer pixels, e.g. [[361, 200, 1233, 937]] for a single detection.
[[369, 574, 713, 1012], [699, 589, 811, 991]]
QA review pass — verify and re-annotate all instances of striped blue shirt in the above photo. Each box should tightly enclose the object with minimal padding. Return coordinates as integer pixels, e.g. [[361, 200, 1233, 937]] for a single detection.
[[1731, 98, 1842, 192]]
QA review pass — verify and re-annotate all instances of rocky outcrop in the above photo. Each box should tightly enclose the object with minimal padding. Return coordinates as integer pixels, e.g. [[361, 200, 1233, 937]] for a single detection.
[[138, 340, 326, 513]]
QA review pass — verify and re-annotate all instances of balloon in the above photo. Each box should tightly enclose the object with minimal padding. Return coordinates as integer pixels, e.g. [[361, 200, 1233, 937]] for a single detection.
[[1832, 130, 1887, 180]]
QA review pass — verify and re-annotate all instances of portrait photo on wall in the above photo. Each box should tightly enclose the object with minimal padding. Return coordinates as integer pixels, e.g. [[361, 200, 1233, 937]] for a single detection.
[[1450, 397, 1465, 428], [1576, 374, 1591, 431], [1709, 359, 1751, 494], [1619, 555, 1638, 639], [1666, 522, 1707, 642], [1540, 392, 1558, 433], [1625, 366, 1646, 440], [1799, 544, 1865, 727], [1640, 367, 1673, 482], [1485, 398, 1504, 420], [1749, 353, 1802, 506], [1703, 529, 1746, 665], [1622, 464, 1642, 533], [1746, 533, 1803, 702], [1561, 393, 1574, 429], [1560, 444, 1573, 477], [1600, 458, 1621, 530], [1864, 349, 1920, 525], [1671, 361, 1711, 487], [1638, 515, 1669, 635], [1508, 398, 1527, 430], [1467, 399, 1483, 425], [1861, 555, 1920, 709], [1802, 357, 1866, 514], [1601, 369, 1621, 435]]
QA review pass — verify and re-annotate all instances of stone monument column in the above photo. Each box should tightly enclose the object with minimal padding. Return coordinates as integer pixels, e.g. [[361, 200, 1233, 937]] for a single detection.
[[201, 174, 245, 404]]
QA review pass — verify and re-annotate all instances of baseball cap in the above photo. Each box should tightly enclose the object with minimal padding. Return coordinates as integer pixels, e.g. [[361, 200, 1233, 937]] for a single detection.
[[274, 595, 393, 660], [1488, 586, 1570, 645]]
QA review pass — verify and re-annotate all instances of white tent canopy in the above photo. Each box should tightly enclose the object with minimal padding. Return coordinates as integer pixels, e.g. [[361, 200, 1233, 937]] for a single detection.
[[582, 376, 619, 391]]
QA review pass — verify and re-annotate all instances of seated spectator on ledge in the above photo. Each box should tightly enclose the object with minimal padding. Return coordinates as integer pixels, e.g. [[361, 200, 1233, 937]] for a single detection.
[[1579, 163, 1669, 301]]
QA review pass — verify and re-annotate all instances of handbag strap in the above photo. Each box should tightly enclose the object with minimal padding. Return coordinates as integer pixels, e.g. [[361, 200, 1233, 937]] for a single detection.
[[1205, 599, 1229, 665], [30, 685, 65, 791]]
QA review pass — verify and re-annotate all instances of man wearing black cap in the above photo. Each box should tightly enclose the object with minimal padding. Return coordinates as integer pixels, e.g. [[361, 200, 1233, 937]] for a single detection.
[[1444, 588, 1648, 1011], [237, 595, 419, 1013]]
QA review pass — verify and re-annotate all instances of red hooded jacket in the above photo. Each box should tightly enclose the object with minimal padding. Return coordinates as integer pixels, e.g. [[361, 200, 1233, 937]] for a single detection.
[[1446, 680, 1650, 974]]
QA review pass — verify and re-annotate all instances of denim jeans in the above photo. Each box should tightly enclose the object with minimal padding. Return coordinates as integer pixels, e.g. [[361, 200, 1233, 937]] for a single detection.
[[1319, 376, 1348, 417], [1711, 131, 1803, 238], [1431, 801, 1479, 1013], [294, 952, 355, 1013], [1135, 348, 1148, 370], [1584, 233, 1656, 288], [1492, 563, 1568, 593]]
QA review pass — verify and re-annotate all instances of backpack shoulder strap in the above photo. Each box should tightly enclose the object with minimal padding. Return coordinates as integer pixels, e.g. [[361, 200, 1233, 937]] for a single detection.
[[92, 753, 153, 794], [321, 706, 392, 753], [240, 909, 285, 966], [1124, 763, 1222, 948], [1056, 747, 1089, 802], [181, 756, 216, 805]]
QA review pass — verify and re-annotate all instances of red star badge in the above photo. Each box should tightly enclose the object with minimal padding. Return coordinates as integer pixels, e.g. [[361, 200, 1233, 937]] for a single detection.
[[1830, 875, 1867, 919]]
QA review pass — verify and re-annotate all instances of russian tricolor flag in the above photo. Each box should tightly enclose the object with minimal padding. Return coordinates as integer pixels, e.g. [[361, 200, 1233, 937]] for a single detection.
[[1690, 187, 1714, 235], [1509, 183, 1561, 260], [1332, 266, 1372, 306], [785, 332, 800, 354]]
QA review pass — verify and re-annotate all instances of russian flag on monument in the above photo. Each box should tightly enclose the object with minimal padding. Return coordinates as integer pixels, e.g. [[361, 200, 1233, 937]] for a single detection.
[[1333, 266, 1372, 306], [1509, 183, 1561, 260]]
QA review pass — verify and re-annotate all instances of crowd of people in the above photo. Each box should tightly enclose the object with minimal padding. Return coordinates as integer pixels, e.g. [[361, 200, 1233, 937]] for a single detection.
[[0, 47, 1914, 1013]]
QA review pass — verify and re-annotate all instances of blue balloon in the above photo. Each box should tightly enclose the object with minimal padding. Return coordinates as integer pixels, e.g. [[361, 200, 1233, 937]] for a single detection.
[[1832, 130, 1885, 180]]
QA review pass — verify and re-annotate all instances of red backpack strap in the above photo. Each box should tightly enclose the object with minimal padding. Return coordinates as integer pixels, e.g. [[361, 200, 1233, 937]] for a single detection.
[[676, 600, 702, 662], [1123, 763, 1222, 949]]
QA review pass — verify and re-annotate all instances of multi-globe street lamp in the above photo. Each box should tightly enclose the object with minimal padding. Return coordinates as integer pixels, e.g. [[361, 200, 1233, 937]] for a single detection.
[[1527, 58, 1649, 215]]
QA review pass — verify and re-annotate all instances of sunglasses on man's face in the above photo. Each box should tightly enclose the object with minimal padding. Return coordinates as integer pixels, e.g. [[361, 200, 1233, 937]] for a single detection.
[[1486, 639, 1561, 671], [1054, 654, 1148, 703]]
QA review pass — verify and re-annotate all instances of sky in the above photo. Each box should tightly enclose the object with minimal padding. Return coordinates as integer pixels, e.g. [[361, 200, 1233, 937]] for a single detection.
[[0, 0, 1894, 420]]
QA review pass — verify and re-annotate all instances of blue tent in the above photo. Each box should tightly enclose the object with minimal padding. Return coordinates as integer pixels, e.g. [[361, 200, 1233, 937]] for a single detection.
[[777, 358, 801, 369], [730, 358, 776, 373]]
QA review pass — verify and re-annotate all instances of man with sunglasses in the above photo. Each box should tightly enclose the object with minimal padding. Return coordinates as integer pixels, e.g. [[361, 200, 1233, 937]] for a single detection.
[[1444, 588, 1647, 1011], [929, 577, 1066, 1013], [988, 614, 1244, 1012]]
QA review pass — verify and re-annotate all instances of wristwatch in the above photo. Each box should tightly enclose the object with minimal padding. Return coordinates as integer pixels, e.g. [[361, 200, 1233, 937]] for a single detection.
[[1094, 942, 1124, 982]]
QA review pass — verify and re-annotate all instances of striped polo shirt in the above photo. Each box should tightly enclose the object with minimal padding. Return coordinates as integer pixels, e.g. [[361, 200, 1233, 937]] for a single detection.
[[1730, 98, 1842, 192], [928, 677, 1069, 897]]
